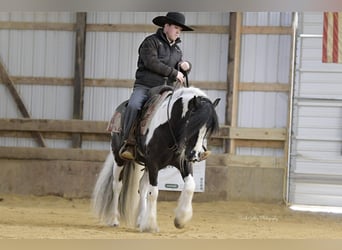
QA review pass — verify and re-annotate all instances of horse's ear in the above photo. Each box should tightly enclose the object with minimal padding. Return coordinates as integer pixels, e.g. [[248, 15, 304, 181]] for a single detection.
[[189, 96, 200, 109], [212, 98, 220, 107], [195, 96, 202, 107]]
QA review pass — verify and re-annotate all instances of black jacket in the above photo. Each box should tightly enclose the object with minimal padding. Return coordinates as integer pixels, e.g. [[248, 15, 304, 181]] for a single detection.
[[134, 28, 184, 88]]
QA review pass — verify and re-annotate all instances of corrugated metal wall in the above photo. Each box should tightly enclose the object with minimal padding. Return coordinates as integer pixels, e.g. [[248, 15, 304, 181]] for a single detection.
[[0, 12, 75, 148], [238, 12, 293, 157], [0, 11, 293, 155], [83, 12, 229, 149], [0, 12, 229, 150], [0, 12, 297, 200], [289, 12, 342, 206]]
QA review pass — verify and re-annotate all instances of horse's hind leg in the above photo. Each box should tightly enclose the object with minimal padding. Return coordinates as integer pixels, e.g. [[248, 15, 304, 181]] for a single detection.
[[136, 170, 149, 228], [111, 164, 123, 227], [138, 169, 159, 233], [174, 174, 195, 229]]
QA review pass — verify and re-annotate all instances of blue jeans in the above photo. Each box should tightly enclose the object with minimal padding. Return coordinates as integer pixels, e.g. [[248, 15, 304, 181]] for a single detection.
[[122, 85, 150, 141]]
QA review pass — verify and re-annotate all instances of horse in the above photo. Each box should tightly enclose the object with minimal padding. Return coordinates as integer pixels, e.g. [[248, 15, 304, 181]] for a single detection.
[[92, 86, 220, 233]]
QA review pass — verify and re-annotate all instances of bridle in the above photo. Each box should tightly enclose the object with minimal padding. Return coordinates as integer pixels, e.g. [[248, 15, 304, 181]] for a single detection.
[[166, 71, 189, 152]]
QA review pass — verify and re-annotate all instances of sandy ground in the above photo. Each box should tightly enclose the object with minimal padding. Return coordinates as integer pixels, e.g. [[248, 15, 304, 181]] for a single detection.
[[0, 194, 342, 239]]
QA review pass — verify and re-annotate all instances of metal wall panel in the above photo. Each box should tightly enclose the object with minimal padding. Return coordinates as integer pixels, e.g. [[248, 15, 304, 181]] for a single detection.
[[289, 12, 342, 207], [0, 12, 75, 148], [83, 12, 230, 149], [1, 12, 294, 153], [238, 12, 293, 157], [0, 12, 229, 150]]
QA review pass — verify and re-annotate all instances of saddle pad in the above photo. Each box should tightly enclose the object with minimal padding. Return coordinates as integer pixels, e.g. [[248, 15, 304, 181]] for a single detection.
[[106, 100, 129, 133], [106, 111, 122, 133]]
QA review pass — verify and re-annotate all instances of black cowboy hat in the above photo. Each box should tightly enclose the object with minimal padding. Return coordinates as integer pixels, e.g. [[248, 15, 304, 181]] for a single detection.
[[152, 12, 194, 31]]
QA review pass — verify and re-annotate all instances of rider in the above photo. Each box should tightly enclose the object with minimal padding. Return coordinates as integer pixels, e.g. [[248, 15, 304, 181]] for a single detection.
[[119, 12, 194, 160]]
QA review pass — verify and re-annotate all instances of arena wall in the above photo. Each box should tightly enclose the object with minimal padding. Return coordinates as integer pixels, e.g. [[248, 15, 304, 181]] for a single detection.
[[0, 12, 294, 202]]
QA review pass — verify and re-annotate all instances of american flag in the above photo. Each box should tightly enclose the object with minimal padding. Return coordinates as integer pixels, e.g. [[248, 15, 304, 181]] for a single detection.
[[322, 12, 342, 63]]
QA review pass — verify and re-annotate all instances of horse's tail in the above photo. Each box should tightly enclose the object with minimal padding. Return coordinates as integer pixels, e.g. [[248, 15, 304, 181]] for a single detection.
[[92, 152, 115, 225], [119, 161, 144, 227]]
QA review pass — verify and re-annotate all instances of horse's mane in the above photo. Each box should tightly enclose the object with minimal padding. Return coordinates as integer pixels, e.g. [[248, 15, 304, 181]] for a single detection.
[[171, 87, 220, 145], [186, 96, 220, 136]]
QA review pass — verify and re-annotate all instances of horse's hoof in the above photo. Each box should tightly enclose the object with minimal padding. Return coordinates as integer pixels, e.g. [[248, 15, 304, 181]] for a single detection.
[[174, 218, 185, 229], [108, 219, 120, 227], [139, 225, 159, 233]]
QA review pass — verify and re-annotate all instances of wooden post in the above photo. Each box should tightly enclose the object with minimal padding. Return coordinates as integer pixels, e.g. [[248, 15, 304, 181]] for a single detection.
[[0, 59, 47, 147], [72, 12, 87, 148], [226, 12, 242, 154]]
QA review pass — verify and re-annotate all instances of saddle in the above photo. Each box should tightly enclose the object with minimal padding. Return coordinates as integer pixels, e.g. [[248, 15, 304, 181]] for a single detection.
[[106, 85, 174, 137]]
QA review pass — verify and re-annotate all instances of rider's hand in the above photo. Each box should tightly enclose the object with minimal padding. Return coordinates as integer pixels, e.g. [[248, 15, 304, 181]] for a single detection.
[[180, 61, 190, 72], [176, 71, 184, 83]]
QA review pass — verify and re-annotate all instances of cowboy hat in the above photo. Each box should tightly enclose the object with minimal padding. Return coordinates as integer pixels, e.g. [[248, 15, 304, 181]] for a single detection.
[[152, 12, 194, 31]]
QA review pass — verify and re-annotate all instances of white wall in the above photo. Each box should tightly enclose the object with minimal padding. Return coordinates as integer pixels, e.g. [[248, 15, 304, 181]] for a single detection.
[[289, 12, 342, 206], [238, 12, 293, 157]]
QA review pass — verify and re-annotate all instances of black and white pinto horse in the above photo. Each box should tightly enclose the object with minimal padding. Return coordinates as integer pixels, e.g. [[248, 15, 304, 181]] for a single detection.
[[92, 86, 220, 232]]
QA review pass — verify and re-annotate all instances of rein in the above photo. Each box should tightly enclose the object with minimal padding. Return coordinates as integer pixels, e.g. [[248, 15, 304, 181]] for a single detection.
[[166, 88, 179, 152], [166, 72, 189, 152]]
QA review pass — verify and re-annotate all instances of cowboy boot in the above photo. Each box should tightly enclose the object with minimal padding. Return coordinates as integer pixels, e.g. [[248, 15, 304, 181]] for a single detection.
[[119, 124, 136, 161], [119, 141, 135, 160]]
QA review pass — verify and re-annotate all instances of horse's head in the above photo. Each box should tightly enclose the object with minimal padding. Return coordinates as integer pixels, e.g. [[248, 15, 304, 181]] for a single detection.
[[142, 87, 220, 167], [180, 95, 220, 162]]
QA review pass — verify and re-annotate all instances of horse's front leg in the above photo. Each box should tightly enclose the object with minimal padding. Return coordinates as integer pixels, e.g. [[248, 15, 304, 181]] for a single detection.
[[139, 167, 159, 233], [174, 162, 195, 229]]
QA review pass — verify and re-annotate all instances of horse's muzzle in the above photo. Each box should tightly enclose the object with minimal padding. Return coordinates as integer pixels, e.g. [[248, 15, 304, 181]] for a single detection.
[[188, 150, 202, 162], [188, 149, 211, 162]]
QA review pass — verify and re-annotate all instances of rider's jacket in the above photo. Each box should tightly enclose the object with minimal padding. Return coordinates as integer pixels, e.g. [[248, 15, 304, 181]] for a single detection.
[[134, 28, 184, 88]]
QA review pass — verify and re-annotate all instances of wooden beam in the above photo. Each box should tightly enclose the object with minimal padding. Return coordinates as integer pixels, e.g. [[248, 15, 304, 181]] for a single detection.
[[11, 76, 73, 86], [205, 153, 228, 166], [86, 23, 155, 33], [0, 146, 108, 162], [6, 76, 228, 91], [238, 82, 290, 92], [0, 131, 110, 142], [226, 12, 242, 154], [0, 126, 284, 148], [0, 21, 75, 31], [0, 21, 229, 34], [84, 78, 133, 87], [85, 79, 227, 90], [0, 118, 108, 134], [229, 127, 287, 141], [86, 23, 229, 34], [208, 137, 284, 149], [234, 139, 284, 148], [226, 154, 286, 168], [241, 26, 293, 35], [206, 153, 286, 168], [0, 147, 280, 169], [0, 60, 46, 147], [190, 81, 226, 90], [210, 125, 286, 141], [72, 12, 87, 148]]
